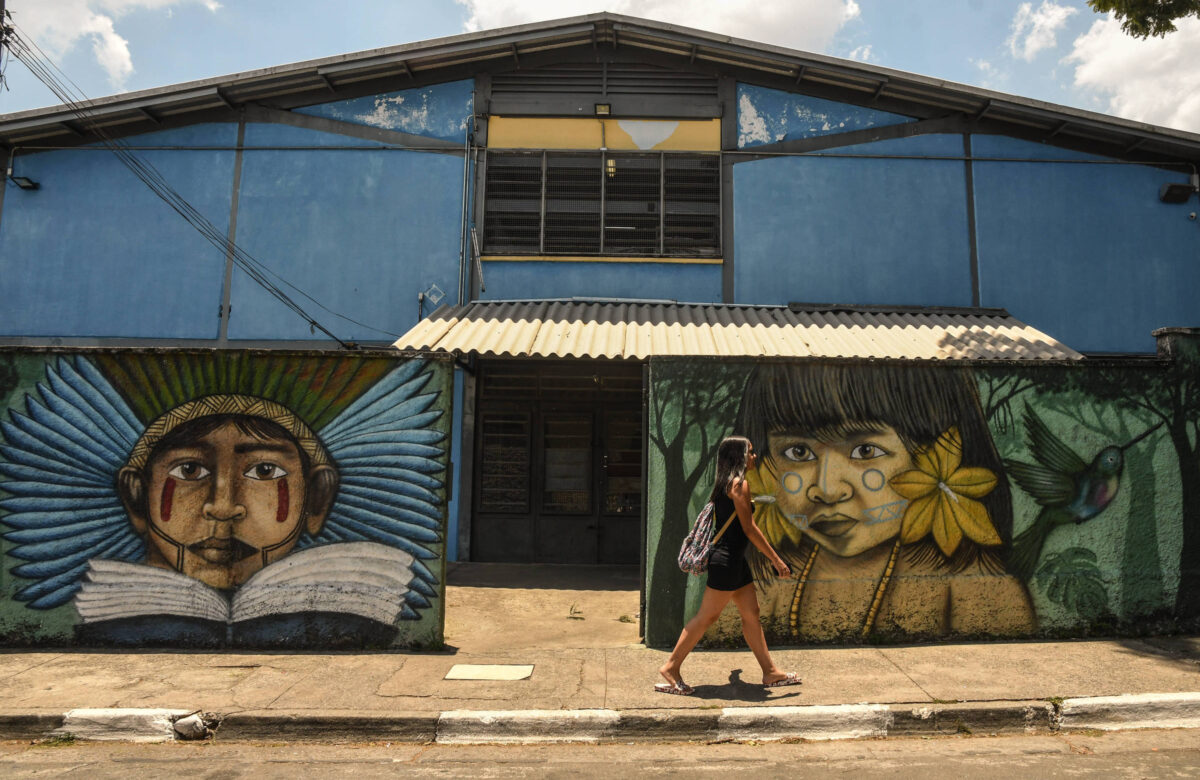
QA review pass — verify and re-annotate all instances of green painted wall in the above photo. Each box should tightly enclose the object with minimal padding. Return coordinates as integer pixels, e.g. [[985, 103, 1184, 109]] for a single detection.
[[0, 349, 452, 650], [645, 342, 1200, 647]]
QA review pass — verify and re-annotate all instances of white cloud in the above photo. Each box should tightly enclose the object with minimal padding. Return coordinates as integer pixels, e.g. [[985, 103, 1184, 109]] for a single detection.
[[1008, 1, 1077, 62], [847, 44, 872, 62], [7, 0, 221, 89], [455, 0, 862, 52], [1065, 16, 1200, 132], [969, 57, 1006, 90]]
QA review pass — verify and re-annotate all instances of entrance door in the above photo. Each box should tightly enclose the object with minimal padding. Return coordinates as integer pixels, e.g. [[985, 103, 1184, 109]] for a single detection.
[[471, 360, 643, 563]]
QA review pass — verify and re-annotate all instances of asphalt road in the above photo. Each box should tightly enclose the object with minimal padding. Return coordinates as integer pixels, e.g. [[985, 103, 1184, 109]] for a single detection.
[[2, 728, 1200, 778]]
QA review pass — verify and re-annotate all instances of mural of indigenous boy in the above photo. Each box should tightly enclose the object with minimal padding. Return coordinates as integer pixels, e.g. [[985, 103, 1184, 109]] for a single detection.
[[0, 353, 447, 648], [730, 362, 1035, 643], [117, 395, 339, 592]]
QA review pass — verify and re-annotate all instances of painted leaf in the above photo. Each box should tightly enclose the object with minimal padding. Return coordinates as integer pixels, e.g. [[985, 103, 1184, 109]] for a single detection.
[[930, 494, 963, 557], [899, 493, 937, 544], [945, 466, 997, 499], [889, 468, 937, 500]]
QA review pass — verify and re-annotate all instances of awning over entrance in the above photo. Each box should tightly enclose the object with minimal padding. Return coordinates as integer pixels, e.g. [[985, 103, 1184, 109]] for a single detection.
[[394, 301, 1083, 361]]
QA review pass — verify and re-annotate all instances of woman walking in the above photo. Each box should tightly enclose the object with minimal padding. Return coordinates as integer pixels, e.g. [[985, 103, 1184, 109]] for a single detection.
[[657, 435, 799, 695]]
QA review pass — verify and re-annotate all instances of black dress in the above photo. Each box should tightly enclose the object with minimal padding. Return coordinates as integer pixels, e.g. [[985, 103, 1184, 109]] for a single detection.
[[706, 491, 754, 591]]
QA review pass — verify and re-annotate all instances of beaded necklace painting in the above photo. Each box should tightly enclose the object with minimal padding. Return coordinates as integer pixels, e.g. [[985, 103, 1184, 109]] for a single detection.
[[786, 538, 902, 639]]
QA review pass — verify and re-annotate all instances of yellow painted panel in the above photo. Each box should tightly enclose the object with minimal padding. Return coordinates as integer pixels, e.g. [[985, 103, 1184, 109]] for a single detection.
[[489, 117, 604, 149], [489, 117, 720, 151], [605, 119, 720, 151], [482, 255, 723, 265]]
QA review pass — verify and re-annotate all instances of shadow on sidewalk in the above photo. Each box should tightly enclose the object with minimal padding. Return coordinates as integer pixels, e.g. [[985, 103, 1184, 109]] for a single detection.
[[682, 668, 806, 703], [1113, 636, 1200, 672]]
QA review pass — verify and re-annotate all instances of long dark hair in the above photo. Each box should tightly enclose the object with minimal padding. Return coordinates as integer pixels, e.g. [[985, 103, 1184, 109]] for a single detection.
[[709, 435, 752, 504], [736, 362, 1012, 572]]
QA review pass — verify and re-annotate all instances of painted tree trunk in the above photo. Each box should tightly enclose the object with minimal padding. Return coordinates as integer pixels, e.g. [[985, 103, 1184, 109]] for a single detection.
[[1171, 426, 1200, 619], [1119, 423, 1162, 618]]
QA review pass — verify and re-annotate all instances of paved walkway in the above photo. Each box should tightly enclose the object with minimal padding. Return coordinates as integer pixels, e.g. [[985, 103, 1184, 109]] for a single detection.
[[0, 563, 1195, 743]]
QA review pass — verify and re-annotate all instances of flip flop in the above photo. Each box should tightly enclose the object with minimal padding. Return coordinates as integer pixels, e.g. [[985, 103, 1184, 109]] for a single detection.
[[763, 672, 801, 688], [654, 680, 695, 696]]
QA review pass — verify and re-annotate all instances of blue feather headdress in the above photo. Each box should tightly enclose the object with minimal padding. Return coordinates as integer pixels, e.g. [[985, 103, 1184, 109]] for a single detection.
[[0, 354, 446, 617]]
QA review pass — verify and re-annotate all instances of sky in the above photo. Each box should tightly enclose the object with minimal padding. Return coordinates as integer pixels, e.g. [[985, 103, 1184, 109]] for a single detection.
[[2, 0, 1199, 133]]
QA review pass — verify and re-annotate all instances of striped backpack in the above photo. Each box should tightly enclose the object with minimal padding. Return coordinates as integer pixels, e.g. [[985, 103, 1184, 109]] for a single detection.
[[677, 501, 738, 576]]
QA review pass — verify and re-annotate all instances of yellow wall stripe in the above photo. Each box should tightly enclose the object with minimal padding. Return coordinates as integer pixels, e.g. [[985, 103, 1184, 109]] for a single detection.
[[488, 117, 721, 151], [481, 255, 724, 265]]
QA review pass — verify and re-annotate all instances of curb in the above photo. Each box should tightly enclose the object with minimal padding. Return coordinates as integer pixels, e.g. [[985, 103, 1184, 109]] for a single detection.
[[890, 701, 1055, 736], [59, 708, 193, 743], [0, 712, 65, 741], [3, 696, 1196, 744], [217, 711, 439, 743], [1061, 693, 1200, 731]]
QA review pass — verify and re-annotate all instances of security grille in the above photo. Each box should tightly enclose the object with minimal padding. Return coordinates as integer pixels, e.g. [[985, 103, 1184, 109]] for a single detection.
[[488, 63, 721, 118], [484, 151, 720, 256], [491, 64, 719, 99]]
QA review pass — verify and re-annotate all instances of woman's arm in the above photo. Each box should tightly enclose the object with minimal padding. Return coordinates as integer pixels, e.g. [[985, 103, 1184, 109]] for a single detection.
[[730, 478, 790, 578]]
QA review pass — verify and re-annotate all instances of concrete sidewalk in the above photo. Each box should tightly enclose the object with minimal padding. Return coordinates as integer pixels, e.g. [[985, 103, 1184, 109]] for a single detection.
[[0, 564, 1197, 744], [0, 635, 1196, 743]]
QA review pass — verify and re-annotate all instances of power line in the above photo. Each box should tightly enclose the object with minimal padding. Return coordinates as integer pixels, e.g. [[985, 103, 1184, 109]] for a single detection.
[[2, 21, 404, 346]]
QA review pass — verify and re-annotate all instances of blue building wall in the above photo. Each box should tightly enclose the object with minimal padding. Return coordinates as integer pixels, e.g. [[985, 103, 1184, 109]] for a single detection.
[[733, 134, 974, 307], [0, 124, 237, 339], [971, 135, 1198, 354], [731, 84, 1198, 352], [229, 122, 464, 341], [736, 83, 913, 147], [296, 80, 474, 143], [447, 369, 464, 562], [478, 260, 722, 303], [1, 76, 1195, 358]]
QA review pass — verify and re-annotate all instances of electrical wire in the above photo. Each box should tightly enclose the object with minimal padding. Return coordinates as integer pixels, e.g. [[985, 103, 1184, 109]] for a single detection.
[[0, 8, 11, 93], [3, 23, 405, 345]]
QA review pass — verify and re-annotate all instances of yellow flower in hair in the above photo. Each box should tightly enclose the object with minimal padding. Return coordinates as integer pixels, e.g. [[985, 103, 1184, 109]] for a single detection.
[[889, 427, 1002, 556], [744, 463, 805, 546]]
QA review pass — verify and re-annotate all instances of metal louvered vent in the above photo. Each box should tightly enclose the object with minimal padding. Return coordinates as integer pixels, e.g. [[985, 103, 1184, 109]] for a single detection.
[[484, 151, 720, 257], [491, 63, 718, 99], [664, 155, 720, 252]]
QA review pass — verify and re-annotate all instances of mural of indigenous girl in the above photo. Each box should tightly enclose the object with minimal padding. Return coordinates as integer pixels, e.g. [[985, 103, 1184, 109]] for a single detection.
[[729, 362, 1035, 643], [0, 352, 448, 648]]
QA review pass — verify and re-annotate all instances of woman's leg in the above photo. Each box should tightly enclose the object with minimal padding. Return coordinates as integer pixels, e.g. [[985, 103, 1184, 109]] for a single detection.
[[730, 583, 788, 684], [659, 586, 735, 685]]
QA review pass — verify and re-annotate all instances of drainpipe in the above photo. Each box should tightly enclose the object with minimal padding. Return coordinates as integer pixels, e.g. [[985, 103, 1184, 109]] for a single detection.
[[457, 126, 470, 306]]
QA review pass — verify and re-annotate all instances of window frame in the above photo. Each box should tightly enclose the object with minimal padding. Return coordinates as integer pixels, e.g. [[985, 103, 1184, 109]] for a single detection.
[[480, 148, 723, 259]]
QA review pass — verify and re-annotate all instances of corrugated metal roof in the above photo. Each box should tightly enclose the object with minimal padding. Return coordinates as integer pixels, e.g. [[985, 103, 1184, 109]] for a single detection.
[[3, 13, 1199, 166], [394, 301, 1083, 361]]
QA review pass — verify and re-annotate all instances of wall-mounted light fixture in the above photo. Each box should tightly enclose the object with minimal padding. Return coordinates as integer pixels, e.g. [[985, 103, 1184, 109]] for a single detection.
[[6, 150, 39, 191], [594, 103, 611, 116], [1159, 173, 1199, 203]]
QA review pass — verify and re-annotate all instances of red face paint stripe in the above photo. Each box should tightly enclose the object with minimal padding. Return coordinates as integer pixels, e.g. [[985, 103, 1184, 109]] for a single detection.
[[160, 477, 176, 523], [276, 479, 289, 523]]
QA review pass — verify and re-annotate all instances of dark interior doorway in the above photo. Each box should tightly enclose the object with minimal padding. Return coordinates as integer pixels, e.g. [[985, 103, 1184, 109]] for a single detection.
[[471, 360, 643, 564]]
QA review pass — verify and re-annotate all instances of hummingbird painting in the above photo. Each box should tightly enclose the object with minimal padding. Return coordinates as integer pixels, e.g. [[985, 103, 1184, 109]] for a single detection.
[[1005, 403, 1161, 582]]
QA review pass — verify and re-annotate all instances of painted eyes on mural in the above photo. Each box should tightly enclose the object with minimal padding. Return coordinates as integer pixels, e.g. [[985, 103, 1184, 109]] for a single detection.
[[168, 461, 211, 481], [244, 462, 288, 481], [780, 444, 816, 462], [849, 443, 889, 460]]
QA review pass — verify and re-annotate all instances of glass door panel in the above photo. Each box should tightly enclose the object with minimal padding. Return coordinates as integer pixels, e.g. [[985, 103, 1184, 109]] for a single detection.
[[602, 414, 642, 517], [541, 414, 592, 514], [478, 411, 531, 513]]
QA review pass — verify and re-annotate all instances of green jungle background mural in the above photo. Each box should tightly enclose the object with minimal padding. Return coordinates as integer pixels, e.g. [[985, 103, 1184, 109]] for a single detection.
[[645, 350, 1200, 648], [0, 350, 451, 649]]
